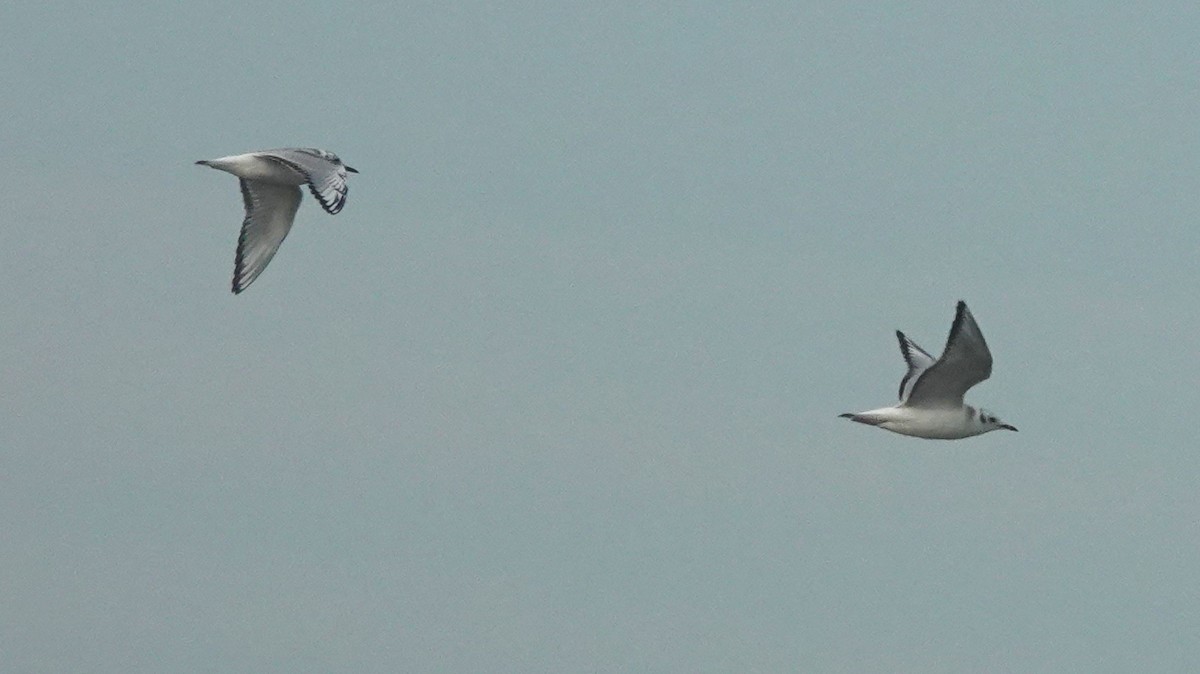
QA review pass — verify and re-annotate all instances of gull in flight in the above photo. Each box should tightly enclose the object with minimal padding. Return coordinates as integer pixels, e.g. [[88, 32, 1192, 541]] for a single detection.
[[196, 148, 358, 293], [840, 301, 1017, 439]]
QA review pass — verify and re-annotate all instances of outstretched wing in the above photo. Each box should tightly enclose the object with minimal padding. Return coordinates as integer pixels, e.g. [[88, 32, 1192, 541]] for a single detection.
[[903, 301, 994, 409], [895, 330, 936, 403], [233, 179, 303, 293], [259, 148, 351, 214]]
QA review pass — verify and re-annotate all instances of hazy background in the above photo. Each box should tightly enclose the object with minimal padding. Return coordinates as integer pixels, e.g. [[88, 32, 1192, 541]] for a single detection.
[[2, 2, 1199, 671]]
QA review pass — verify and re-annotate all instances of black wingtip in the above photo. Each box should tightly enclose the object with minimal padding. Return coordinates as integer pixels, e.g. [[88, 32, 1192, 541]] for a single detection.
[[838, 413, 854, 419], [307, 184, 345, 215], [949, 300, 969, 334], [895, 330, 914, 364], [345, 166, 359, 174]]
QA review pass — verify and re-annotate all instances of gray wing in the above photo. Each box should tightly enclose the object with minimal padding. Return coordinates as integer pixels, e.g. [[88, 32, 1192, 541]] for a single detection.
[[903, 301, 994, 408], [259, 148, 350, 214], [895, 330, 937, 403], [233, 179, 303, 294]]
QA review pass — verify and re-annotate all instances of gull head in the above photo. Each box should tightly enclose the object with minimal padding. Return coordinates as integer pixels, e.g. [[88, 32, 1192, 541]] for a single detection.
[[326, 151, 358, 174], [321, 151, 352, 172], [307, 148, 358, 174], [978, 409, 1018, 433]]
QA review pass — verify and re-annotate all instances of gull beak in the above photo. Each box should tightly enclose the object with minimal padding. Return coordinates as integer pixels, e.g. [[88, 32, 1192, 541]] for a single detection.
[[1000, 424, 1018, 432], [345, 166, 359, 174]]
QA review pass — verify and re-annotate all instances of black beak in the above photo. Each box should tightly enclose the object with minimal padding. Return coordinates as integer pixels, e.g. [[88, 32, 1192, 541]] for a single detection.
[[345, 166, 359, 174], [1000, 424, 1018, 432]]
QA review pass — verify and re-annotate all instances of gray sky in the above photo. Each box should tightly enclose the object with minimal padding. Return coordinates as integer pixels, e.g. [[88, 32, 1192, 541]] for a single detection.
[[3, 2, 1199, 671]]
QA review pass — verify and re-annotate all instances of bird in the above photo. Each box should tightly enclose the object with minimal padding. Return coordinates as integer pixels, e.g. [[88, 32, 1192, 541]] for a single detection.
[[840, 301, 1017, 439], [196, 148, 358, 293]]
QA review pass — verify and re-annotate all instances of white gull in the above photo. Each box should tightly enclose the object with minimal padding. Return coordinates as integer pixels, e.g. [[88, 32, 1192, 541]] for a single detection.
[[196, 148, 358, 294], [840, 301, 1017, 439]]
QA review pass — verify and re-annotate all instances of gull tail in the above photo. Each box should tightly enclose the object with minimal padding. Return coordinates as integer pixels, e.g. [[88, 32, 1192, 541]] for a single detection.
[[839, 412, 884, 426]]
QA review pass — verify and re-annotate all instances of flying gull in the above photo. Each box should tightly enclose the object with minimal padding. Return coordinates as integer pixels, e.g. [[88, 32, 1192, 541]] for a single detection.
[[196, 148, 358, 293], [840, 301, 1017, 439]]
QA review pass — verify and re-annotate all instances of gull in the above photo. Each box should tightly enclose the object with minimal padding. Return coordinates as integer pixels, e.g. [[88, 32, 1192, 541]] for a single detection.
[[196, 148, 358, 294], [840, 301, 1017, 439]]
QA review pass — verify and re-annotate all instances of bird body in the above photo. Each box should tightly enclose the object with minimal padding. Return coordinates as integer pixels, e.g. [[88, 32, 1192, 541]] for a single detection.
[[841, 301, 1016, 440], [196, 148, 357, 294], [840, 405, 1005, 440], [198, 153, 311, 185]]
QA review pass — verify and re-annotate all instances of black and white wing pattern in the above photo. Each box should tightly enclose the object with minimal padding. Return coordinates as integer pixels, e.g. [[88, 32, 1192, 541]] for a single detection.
[[903, 301, 994, 409], [232, 179, 303, 294], [259, 148, 352, 214], [895, 330, 936, 403]]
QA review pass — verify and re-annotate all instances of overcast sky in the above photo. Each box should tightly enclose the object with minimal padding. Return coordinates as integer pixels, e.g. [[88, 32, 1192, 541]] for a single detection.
[[3, 2, 1200, 672]]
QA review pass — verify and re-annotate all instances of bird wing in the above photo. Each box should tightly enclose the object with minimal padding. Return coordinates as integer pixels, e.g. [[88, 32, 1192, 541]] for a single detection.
[[232, 179, 303, 294], [259, 148, 350, 214], [903, 301, 994, 409], [895, 330, 937, 403]]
